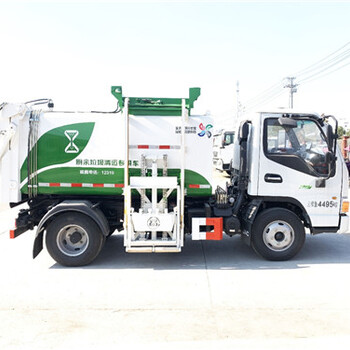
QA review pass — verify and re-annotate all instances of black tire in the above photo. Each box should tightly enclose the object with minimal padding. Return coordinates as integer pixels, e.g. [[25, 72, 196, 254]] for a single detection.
[[251, 208, 305, 261], [45, 212, 104, 267], [107, 228, 116, 237]]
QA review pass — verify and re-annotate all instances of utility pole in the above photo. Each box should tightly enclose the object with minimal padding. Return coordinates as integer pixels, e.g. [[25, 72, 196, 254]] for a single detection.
[[283, 77, 298, 109], [236, 80, 241, 123]]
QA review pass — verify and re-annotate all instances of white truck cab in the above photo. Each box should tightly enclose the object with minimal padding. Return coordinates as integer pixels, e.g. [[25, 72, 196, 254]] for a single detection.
[[229, 111, 349, 259]]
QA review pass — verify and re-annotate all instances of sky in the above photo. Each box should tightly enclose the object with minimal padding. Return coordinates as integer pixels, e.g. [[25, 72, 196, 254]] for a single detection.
[[1, 1, 350, 128]]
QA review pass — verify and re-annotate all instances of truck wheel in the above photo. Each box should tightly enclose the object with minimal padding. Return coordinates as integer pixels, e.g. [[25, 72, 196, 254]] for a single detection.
[[45, 212, 104, 267], [251, 208, 305, 261]]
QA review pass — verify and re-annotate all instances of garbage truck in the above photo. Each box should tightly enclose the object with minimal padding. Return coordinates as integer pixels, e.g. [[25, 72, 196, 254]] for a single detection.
[[1, 87, 348, 266], [213, 129, 235, 174]]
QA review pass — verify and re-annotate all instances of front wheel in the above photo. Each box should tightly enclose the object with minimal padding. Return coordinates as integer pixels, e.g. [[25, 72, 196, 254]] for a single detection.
[[251, 208, 305, 261], [45, 212, 105, 267]]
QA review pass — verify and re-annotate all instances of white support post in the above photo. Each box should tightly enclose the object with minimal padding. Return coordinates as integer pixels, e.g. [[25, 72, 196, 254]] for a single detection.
[[140, 154, 146, 211], [151, 159, 157, 214], [123, 98, 130, 247], [180, 98, 187, 247]]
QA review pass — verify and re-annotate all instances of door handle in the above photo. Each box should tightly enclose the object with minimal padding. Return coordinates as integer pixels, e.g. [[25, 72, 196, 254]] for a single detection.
[[264, 173, 283, 183]]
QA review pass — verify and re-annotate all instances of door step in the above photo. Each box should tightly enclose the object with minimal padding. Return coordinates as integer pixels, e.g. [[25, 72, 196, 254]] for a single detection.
[[126, 246, 181, 253]]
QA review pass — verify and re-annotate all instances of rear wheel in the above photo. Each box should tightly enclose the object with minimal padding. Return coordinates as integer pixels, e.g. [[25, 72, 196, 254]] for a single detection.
[[251, 208, 305, 261], [45, 212, 104, 267]]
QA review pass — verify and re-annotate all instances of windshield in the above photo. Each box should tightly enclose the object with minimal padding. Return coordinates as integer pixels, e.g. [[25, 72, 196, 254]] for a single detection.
[[266, 119, 329, 175], [223, 132, 234, 146]]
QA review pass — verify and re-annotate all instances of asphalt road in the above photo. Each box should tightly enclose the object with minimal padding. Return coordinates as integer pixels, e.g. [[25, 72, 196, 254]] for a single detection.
[[0, 171, 350, 350]]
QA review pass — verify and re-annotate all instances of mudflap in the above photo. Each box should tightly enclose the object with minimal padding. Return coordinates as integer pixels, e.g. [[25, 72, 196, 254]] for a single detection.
[[240, 199, 263, 246], [33, 228, 44, 259]]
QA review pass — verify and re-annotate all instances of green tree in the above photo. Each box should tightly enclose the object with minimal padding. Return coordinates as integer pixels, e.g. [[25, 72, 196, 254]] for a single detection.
[[338, 126, 345, 138]]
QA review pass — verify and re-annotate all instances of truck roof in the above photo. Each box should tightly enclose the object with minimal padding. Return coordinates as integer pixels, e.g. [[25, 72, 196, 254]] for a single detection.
[[257, 109, 321, 119]]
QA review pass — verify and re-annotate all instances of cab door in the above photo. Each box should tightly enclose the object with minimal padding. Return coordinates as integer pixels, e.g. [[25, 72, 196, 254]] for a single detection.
[[257, 115, 342, 228]]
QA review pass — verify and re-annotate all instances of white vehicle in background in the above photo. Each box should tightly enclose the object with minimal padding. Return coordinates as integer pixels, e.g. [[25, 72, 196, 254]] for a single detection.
[[213, 130, 235, 174]]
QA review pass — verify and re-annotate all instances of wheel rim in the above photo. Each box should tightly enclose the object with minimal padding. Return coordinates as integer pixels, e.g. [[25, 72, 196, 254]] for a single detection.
[[262, 220, 294, 252], [56, 225, 89, 257]]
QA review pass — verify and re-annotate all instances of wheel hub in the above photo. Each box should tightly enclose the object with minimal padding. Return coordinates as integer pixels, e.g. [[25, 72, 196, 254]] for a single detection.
[[274, 231, 285, 242], [263, 221, 294, 252], [57, 225, 89, 257], [69, 231, 83, 244]]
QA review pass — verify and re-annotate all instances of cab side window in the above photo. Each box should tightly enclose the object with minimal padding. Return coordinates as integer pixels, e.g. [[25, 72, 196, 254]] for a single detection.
[[264, 118, 329, 176]]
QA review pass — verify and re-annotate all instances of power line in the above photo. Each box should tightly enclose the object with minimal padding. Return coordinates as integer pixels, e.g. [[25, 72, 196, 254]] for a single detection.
[[296, 48, 350, 79], [243, 89, 285, 114], [299, 59, 350, 85], [243, 85, 283, 109], [298, 51, 350, 83], [243, 81, 283, 106], [218, 87, 285, 123], [242, 84, 285, 111], [240, 41, 350, 112], [294, 41, 350, 77], [217, 81, 283, 119]]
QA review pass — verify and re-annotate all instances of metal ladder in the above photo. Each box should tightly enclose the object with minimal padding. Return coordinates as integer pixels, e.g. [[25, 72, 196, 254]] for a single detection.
[[123, 98, 187, 253]]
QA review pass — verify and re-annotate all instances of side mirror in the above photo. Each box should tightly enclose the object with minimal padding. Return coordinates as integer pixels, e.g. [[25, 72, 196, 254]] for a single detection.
[[239, 121, 250, 144], [325, 124, 334, 149], [325, 151, 333, 164], [325, 151, 336, 179], [323, 115, 338, 155], [278, 117, 297, 128]]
